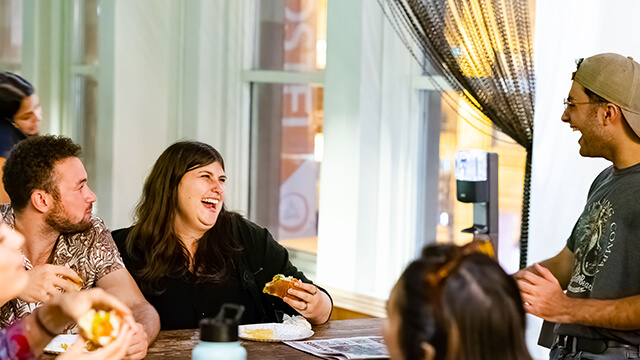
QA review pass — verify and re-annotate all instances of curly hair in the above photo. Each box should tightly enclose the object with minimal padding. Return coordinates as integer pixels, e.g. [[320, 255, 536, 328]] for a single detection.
[[2, 135, 82, 212], [0, 72, 34, 123], [394, 244, 532, 360]]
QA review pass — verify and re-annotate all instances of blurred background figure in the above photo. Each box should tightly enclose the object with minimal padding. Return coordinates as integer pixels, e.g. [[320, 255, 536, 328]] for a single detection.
[[0, 72, 41, 203], [384, 242, 532, 360]]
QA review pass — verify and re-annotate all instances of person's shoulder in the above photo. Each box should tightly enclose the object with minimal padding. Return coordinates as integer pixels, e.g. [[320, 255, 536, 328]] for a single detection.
[[64, 215, 110, 247], [230, 213, 267, 238], [111, 226, 133, 245], [0, 204, 14, 226], [0, 120, 24, 157]]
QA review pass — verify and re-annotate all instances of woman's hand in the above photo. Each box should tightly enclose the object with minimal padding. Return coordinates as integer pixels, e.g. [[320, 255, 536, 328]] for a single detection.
[[39, 288, 135, 336], [57, 322, 133, 360], [283, 282, 332, 324]]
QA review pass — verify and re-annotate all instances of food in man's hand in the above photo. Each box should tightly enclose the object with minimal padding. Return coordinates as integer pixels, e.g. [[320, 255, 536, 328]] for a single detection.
[[77, 309, 121, 347], [263, 274, 302, 300], [60, 275, 83, 291], [243, 328, 275, 340]]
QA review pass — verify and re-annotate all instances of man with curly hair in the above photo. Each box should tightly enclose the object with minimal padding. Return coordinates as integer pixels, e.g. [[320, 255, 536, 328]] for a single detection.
[[0, 135, 159, 359]]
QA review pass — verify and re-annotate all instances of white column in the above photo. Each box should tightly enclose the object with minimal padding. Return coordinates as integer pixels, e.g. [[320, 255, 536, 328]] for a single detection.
[[317, 0, 426, 301]]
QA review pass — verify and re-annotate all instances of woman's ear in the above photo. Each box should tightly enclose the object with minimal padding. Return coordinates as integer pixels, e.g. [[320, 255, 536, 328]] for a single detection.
[[421, 342, 435, 360]]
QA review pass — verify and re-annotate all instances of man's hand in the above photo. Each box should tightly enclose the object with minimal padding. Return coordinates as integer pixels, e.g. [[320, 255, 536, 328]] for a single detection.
[[19, 264, 83, 303], [516, 263, 572, 323], [123, 322, 148, 360]]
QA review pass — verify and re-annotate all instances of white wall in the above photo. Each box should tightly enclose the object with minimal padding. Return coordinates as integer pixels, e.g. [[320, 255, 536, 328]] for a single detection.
[[529, 0, 640, 357], [111, 0, 174, 228], [105, 0, 250, 229], [317, 0, 426, 300]]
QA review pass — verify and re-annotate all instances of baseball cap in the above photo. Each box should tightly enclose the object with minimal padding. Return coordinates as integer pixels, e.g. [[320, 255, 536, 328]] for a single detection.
[[573, 53, 640, 138]]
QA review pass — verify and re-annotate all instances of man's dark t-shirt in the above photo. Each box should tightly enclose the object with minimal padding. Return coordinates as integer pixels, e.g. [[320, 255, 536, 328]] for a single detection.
[[555, 162, 640, 344]]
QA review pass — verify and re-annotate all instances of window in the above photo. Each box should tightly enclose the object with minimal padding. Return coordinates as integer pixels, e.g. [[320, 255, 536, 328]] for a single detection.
[[0, 0, 22, 72], [436, 93, 526, 273], [248, 0, 327, 271]]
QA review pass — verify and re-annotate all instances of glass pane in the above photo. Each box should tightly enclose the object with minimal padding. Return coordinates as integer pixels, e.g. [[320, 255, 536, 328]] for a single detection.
[[82, 0, 99, 64], [73, 75, 98, 187], [436, 92, 525, 273], [254, 0, 327, 71], [72, 0, 99, 64], [250, 83, 324, 250], [0, 0, 22, 67]]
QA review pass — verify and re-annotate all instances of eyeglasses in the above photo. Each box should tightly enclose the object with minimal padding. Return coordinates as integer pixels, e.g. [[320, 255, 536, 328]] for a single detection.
[[563, 98, 608, 111], [426, 240, 495, 287]]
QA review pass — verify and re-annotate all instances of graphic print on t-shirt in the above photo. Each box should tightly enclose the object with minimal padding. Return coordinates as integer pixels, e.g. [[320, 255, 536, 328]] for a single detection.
[[567, 199, 616, 296]]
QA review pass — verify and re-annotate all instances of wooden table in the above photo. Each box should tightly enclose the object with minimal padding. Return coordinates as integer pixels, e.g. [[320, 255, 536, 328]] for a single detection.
[[146, 318, 385, 359]]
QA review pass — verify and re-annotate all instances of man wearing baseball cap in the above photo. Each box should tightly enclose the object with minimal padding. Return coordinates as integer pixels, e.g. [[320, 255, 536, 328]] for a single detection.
[[515, 53, 640, 359]]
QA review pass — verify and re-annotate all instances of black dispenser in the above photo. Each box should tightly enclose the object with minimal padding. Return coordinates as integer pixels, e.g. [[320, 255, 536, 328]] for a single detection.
[[455, 150, 499, 252]]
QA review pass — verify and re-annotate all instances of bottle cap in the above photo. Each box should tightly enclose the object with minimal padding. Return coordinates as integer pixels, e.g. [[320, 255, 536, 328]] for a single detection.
[[199, 304, 245, 342]]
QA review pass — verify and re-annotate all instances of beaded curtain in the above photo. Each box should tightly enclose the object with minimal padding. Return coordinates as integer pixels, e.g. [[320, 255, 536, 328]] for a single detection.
[[379, 0, 535, 268]]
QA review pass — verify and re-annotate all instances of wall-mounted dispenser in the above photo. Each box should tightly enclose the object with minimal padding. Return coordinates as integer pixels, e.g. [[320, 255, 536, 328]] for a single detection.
[[455, 149, 499, 252]]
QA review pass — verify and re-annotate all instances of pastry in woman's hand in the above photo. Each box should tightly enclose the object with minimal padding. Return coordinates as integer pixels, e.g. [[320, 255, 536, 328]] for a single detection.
[[77, 309, 122, 348], [263, 274, 302, 300]]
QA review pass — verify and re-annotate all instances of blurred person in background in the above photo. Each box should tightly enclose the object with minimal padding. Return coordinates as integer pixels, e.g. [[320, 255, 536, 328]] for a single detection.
[[384, 242, 532, 360], [0, 72, 42, 203]]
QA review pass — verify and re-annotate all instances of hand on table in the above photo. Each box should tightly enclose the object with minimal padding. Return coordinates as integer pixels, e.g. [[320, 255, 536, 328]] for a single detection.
[[122, 322, 148, 360], [284, 282, 332, 325], [516, 263, 571, 323], [18, 264, 82, 303]]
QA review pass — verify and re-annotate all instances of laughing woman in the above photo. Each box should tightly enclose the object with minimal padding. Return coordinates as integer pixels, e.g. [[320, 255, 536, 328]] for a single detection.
[[113, 141, 332, 330]]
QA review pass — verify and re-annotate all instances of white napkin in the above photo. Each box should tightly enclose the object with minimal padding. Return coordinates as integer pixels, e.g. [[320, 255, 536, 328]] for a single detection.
[[282, 314, 312, 330]]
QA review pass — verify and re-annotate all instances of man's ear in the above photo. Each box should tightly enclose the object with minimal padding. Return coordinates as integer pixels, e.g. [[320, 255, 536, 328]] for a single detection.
[[421, 342, 435, 360], [602, 103, 622, 125], [31, 190, 52, 213]]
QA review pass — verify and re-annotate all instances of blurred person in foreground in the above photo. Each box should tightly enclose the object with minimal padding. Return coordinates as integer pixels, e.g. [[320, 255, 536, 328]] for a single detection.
[[0, 214, 133, 360], [0, 135, 160, 359], [113, 141, 332, 330], [384, 242, 532, 360], [0, 72, 42, 203], [515, 53, 640, 359]]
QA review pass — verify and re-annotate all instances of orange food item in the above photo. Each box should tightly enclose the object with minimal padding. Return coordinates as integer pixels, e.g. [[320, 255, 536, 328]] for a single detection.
[[61, 275, 83, 291], [263, 274, 302, 300], [77, 309, 121, 347]]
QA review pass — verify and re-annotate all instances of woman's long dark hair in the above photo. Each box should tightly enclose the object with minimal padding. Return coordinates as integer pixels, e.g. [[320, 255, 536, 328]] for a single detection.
[[396, 244, 532, 360], [126, 141, 243, 295]]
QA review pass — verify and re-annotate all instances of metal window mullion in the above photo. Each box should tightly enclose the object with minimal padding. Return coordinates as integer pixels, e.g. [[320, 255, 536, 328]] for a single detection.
[[69, 64, 99, 79], [242, 69, 325, 85]]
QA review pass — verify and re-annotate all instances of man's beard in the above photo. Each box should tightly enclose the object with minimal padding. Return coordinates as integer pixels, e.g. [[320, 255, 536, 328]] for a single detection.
[[45, 200, 92, 234]]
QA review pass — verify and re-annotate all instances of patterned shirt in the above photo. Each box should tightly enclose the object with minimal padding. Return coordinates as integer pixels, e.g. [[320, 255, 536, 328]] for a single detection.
[[0, 321, 35, 360], [0, 204, 124, 329]]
